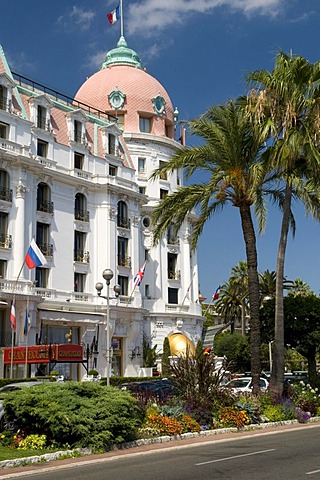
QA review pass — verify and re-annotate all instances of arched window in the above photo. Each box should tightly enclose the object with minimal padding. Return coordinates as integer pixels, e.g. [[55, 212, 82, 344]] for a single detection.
[[37, 183, 53, 213], [117, 201, 130, 229], [75, 193, 89, 222]]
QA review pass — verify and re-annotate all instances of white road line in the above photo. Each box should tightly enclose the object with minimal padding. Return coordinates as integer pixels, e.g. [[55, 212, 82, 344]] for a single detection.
[[306, 469, 320, 475], [195, 448, 276, 466]]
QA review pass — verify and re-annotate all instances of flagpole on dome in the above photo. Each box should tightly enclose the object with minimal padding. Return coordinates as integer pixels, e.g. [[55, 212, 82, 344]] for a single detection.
[[120, 0, 124, 37]]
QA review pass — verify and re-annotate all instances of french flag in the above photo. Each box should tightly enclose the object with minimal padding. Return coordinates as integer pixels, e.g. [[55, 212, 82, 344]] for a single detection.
[[25, 239, 47, 269], [134, 261, 146, 287], [107, 5, 120, 25], [212, 286, 221, 300], [10, 300, 16, 330]]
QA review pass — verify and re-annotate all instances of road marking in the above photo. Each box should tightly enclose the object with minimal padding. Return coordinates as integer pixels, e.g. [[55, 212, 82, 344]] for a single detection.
[[195, 448, 276, 465], [306, 469, 320, 475]]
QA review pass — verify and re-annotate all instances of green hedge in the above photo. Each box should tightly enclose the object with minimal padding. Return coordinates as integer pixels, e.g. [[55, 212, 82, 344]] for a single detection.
[[3, 382, 143, 450]]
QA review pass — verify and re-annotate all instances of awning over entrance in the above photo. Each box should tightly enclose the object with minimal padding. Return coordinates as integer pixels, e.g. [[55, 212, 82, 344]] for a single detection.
[[2, 344, 85, 365]]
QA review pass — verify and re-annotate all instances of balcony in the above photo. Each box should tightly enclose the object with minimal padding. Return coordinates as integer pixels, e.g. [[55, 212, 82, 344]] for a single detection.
[[74, 250, 90, 263], [37, 199, 54, 214], [0, 234, 12, 249], [74, 209, 89, 222], [168, 270, 181, 281], [74, 133, 87, 145], [117, 217, 131, 229], [117, 255, 131, 268], [0, 187, 12, 203], [38, 243, 53, 257]]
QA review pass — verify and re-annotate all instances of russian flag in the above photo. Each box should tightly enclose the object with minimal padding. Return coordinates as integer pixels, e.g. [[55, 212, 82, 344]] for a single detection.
[[134, 261, 146, 287], [107, 5, 120, 25], [25, 239, 47, 269]]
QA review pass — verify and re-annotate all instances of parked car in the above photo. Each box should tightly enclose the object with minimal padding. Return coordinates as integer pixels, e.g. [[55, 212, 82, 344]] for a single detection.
[[120, 379, 176, 399], [224, 376, 269, 393]]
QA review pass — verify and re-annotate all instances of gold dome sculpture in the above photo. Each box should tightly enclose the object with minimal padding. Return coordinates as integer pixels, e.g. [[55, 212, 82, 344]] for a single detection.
[[168, 333, 195, 356]]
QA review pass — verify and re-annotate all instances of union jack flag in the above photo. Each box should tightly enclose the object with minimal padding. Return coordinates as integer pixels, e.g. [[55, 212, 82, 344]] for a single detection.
[[134, 261, 146, 287]]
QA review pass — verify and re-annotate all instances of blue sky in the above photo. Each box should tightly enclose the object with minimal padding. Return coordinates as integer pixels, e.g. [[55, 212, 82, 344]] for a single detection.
[[2, 0, 320, 298]]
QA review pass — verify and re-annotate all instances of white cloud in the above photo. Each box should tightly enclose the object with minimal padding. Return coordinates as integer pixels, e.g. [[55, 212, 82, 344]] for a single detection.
[[86, 50, 107, 70], [127, 0, 285, 36], [57, 6, 95, 32]]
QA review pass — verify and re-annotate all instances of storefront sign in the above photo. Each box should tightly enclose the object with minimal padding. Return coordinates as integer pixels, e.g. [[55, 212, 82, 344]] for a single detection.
[[2, 344, 84, 364]]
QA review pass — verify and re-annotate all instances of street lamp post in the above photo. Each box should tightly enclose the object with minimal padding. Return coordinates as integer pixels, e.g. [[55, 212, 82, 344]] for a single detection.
[[95, 269, 121, 386]]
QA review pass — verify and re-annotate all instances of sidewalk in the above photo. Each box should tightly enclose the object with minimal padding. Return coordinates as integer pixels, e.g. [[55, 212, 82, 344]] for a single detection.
[[0, 419, 319, 478]]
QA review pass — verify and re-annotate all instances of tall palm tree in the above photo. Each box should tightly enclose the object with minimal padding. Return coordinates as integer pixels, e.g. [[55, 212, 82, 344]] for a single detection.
[[287, 278, 313, 297], [247, 51, 320, 395], [215, 280, 243, 333], [151, 99, 270, 392]]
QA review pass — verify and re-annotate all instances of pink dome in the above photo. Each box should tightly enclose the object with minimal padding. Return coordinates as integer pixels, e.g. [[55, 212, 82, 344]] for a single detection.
[[74, 38, 174, 135]]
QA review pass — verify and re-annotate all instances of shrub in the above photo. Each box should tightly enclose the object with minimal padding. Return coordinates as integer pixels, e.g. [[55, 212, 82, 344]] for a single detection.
[[179, 414, 200, 433], [261, 404, 290, 422], [218, 406, 250, 429], [18, 434, 47, 450], [291, 382, 320, 416], [3, 382, 142, 450], [145, 413, 182, 436]]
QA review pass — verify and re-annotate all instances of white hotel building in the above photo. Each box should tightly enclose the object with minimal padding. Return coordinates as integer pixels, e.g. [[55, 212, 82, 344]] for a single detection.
[[0, 37, 204, 380]]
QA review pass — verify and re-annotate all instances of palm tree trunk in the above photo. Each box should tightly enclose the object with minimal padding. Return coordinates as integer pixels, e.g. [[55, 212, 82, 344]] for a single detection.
[[239, 205, 261, 393], [271, 183, 292, 396]]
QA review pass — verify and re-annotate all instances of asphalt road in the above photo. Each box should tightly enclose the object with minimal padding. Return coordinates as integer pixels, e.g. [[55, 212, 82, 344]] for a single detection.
[[1, 424, 320, 479]]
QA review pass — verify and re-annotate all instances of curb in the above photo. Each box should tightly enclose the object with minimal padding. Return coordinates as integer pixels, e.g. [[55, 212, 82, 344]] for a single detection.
[[1, 417, 319, 469]]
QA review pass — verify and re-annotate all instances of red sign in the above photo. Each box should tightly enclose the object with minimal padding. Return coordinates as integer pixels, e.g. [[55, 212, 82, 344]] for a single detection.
[[2, 344, 84, 364]]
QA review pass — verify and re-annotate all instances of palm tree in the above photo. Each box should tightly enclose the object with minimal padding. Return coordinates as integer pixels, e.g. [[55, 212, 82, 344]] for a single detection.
[[259, 269, 293, 303], [215, 280, 243, 333], [151, 99, 270, 392], [287, 278, 313, 297], [247, 51, 320, 395]]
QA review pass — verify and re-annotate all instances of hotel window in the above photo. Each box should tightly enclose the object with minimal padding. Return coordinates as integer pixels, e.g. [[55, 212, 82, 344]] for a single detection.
[[0, 122, 8, 140], [145, 284, 150, 298], [37, 183, 53, 214], [74, 272, 86, 292], [74, 120, 83, 143], [168, 253, 178, 279], [108, 134, 116, 155], [139, 186, 146, 195], [75, 193, 89, 222], [0, 86, 9, 112], [0, 213, 10, 248], [168, 287, 179, 304], [74, 230, 88, 263], [139, 116, 151, 133], [160, 189, 168, 199], [118, 236, 130, 267], [159, 161, 167, 180], [35, 267, 49, 288], [0, 170, 11, 202], [118, 275, 128, 296], [109, 164, 117, 176], [138, 157, 146, 174], [117, 201, 130, 229], [37, 139, 48, 158], [0, 259, 7, 278], [36, 222, 51, 256], [74, 152, 84, 170], [37, 105, 47, 130]]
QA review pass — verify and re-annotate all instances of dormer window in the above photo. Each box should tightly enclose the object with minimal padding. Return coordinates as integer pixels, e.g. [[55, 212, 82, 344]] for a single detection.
[[0, 74, 15, 114], [108, 134, 116, 155], [29, 94, 52, 131], [74, 120, 86, 144], [139, 116, 151, 133], [37, 105, 49, 130]]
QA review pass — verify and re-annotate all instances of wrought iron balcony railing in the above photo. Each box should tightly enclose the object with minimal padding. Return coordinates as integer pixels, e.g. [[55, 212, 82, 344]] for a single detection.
[[0, 234, 12, 249], [37, 118, 51, 131], [74, 250, 90, 263], [117, 217, 131, 229], [0, 187, 12, 202], [168, 270, 181, 281], [38, 243, 53, 257], [117, 255, 131, 268], [37, 199, 54, 214], [74, 209, 89, 222]]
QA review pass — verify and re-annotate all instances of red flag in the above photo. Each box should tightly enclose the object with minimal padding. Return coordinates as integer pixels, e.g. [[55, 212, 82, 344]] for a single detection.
[[10, 300, 16, 330]]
